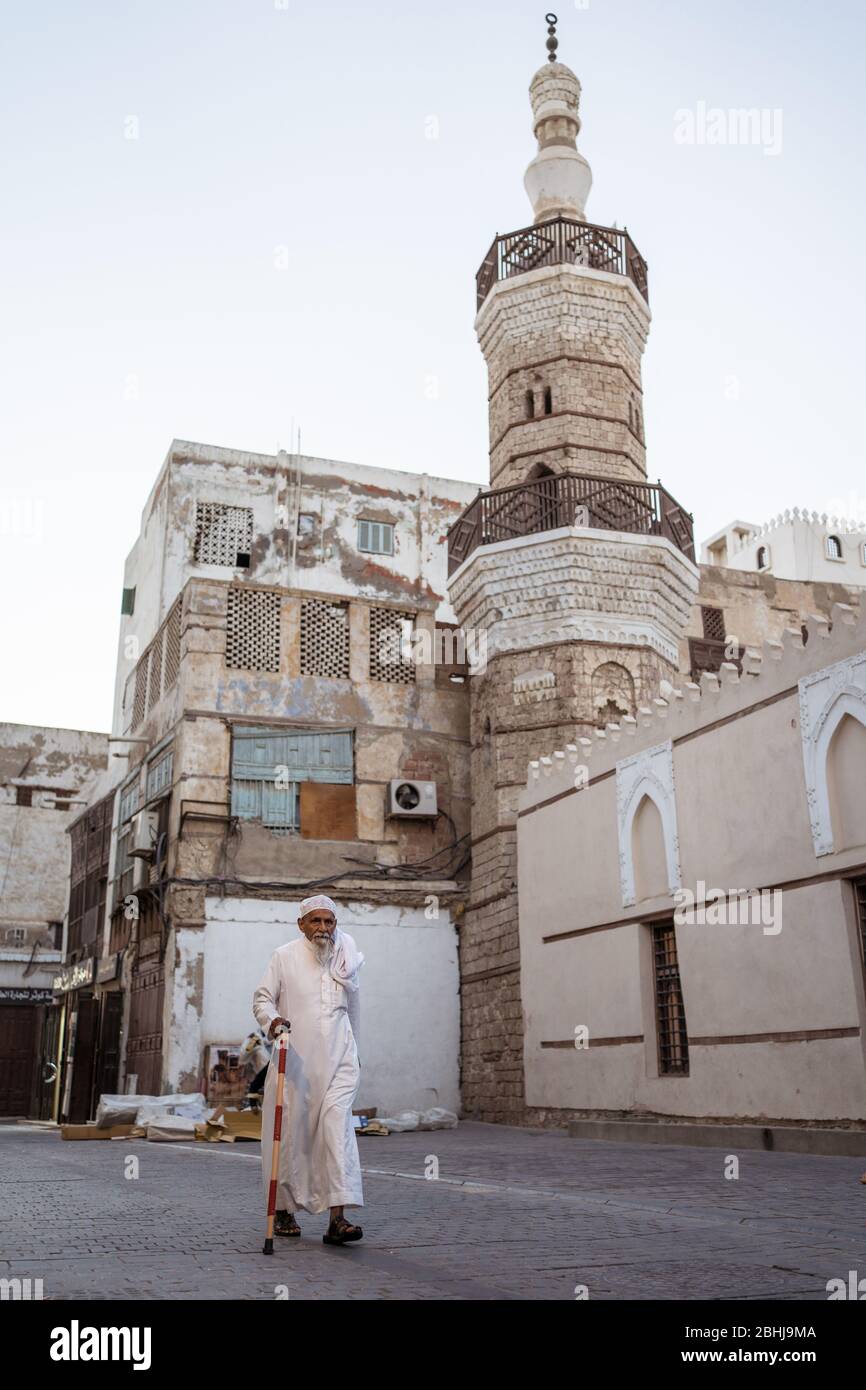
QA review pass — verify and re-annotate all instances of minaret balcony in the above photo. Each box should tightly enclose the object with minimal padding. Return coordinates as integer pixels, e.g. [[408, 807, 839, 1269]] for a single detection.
[[447, 470, 694, 577], [476, 215, 648, 312]]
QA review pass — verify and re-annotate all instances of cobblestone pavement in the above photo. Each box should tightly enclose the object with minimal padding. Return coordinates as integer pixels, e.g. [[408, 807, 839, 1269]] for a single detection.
[[1, 1121, 864, 1300]]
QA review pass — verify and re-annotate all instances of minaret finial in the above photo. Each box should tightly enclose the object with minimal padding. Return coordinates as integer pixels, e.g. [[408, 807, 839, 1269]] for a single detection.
[[545, 13, 559, 63], [524, 18, 592, 223]]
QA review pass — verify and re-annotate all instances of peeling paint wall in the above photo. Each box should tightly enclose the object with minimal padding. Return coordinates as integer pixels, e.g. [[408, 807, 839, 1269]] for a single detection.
[[0, 723, 109, 989], [112, 440, 479, 735], [680, 566, 862, 673]]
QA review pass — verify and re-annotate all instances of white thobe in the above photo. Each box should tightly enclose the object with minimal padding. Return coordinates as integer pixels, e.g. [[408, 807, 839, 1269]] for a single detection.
[[252, 932, 363, 1215]]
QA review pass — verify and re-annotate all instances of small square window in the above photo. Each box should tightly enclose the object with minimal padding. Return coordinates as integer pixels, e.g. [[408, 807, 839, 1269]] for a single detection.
[[358, 520, 394, 556], [121, 587, 136, 616]]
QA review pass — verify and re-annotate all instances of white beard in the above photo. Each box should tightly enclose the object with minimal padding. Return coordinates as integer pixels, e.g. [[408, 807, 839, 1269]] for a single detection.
[[312, 934, 334, 965]]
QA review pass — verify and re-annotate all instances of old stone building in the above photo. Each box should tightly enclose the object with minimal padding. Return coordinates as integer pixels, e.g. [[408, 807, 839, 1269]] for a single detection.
[[0, 724, 108, 1117], [90, 444, 476, 1116]]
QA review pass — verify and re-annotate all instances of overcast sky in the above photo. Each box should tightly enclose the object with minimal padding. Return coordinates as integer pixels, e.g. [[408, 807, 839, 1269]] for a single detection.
[[2, 0, 864, 733]]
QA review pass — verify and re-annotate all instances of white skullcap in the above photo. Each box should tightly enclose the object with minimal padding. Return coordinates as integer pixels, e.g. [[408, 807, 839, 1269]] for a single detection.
[[298, 894, 338, 920]]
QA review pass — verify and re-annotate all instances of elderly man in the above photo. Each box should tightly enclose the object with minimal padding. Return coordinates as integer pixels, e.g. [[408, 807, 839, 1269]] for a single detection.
[[253, 895, 365, 1245]]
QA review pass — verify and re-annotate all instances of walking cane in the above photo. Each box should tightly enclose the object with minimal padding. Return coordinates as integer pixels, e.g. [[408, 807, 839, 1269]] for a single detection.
[[262, 1023, 290, 1256]]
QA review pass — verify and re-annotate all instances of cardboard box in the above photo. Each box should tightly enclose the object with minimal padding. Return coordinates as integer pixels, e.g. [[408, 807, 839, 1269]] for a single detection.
[[61, 1123, 136, 1141]]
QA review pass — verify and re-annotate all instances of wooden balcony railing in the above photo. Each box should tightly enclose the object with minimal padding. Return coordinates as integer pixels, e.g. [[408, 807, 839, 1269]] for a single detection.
[[447, 471, 694, 576], [476, 216, 648, 311]]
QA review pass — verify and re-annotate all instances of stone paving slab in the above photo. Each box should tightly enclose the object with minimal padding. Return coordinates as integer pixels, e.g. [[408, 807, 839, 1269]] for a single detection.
[[1, 1121, 864, 1300]]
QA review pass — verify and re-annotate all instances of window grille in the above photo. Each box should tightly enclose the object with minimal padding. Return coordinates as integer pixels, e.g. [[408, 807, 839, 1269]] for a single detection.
[[855, 879, 866, 990], [132, 654, 149, 728], [225, 588, 280, 672], [163, 599, 181, 690], [194, 502, 254, 567], [652, 921, 690, 1076], [147, 635, 163, 714], [369, 607, 416, 684], [358, 520, 394, 556], [300, 598, 350, 678], [700, 606, 726, 642]]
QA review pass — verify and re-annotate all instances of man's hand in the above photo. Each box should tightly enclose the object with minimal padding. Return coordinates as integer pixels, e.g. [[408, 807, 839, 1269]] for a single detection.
[[269, 1017, 291, 1039]]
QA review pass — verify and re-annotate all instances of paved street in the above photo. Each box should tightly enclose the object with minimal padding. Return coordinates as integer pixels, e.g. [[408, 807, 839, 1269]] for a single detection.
[[1, 1121, 865, 1300]]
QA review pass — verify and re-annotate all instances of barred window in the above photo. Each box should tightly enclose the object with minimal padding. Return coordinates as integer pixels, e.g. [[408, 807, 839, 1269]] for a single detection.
[[652, 921, 689, 1076], [300, 598, 350, 678], [369, 607, 416, 684], [358, 520, 394, 556], [194, 502, 253, 567], [225, 588, 281, 672], [854, 879, 866, 992]]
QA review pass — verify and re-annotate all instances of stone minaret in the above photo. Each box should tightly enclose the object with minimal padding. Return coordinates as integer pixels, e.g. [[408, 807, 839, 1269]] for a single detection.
[[449, 18, 699, 1124]]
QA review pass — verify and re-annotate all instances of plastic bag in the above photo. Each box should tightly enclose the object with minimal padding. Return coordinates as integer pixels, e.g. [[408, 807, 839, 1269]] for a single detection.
[[418, 1107, 458, 1130], [135, 1092, 208, 1127], [94, 1094, 143, 1129], [375, 1107, 459, 1132]]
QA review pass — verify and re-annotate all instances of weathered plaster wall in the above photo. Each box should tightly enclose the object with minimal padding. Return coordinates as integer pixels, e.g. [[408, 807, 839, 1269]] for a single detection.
[[200, 897, 460, 1116], [680, 565, 862, 673], [112, 441, 479, 735]]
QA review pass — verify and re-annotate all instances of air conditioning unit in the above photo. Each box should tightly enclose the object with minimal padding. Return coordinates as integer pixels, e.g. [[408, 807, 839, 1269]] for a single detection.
[[132, 856, 150, 891], [129, 810, 159, 859], [388, 779, 438, 819]]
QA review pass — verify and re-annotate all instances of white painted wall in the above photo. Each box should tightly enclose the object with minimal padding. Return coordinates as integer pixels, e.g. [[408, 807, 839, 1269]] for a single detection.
[[201, 896, 460, 1116], [702, 515, 866, 586]]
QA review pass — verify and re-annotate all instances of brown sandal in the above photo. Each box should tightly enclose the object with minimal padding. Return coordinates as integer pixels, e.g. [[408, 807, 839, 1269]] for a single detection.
[[323, 1215, 363, 1245], [274, 1211, 301, 1237]]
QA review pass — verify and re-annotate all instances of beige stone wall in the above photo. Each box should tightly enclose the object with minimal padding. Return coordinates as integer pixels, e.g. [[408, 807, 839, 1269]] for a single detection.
[[477, 264, 651, 489], [679, 565, 863, 675], [517, 604, 866, 1126]]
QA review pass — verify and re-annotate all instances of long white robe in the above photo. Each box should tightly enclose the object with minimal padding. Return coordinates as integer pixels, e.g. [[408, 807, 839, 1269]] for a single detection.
[[252, 931, 363, 1215]]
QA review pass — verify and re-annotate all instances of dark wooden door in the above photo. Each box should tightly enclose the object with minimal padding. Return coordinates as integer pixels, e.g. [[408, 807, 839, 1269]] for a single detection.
[[34, 1005, 63, 1120], [93, 991, 124, 1103], [127, 962, 165, 1096], [0, 1005, 39, 1116], [67, 995, 99, 1123]]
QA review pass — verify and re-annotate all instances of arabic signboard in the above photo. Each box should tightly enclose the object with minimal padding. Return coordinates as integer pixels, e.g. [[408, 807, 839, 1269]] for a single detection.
[[52, 960, 95, 993], [96, 952, 123, 984], [0, 987, 55, 1004]]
